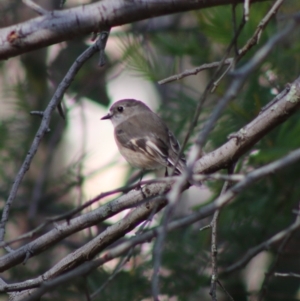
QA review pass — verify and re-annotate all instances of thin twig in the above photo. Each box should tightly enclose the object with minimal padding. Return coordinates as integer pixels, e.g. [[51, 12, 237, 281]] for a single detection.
[[90, 249, 133, 300], [211, 63, 233, 93], [0, 221, 51, 249], [274, 272, 300, 278], [217, 280, 235, 301], [244, 0, 250, 22], [75, 100, 87, 210], [158, 59, 233, 85], [232, 3, 239, 57], [209, 209, 220, 301], [209, 163, 235, 301], [22, 0, 48, 15], [200, 224, 211, 231], [28, 119, 65, 219], [165, 2, 286, 190], [238, 0, 286, 60], [98, 30, 111, 66], [30, 111, 51, 132]]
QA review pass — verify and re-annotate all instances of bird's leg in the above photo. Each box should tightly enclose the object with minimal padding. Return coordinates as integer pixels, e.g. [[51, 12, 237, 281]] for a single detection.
[[135, 170, 147, 199], [135, 170, 144, 190]]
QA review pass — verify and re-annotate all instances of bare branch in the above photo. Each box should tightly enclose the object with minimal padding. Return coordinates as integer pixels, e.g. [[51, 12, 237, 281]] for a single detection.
[[28, 119, 65, 219], [231, 3, 239, 57], [244, 0, 250, 21], [30, 111, 51, 132], [209, 211, 220, 301], [90, 250, 133, 300], [217, 280, 235, 301], [209, 164, 235, 301], [22, 0, 49, 15], [97, 29, 111, 66], [158, 59, 233, 85], [238, 0, 286, 59], [0, 0, 269, 60], [274, 272, 300, 278]]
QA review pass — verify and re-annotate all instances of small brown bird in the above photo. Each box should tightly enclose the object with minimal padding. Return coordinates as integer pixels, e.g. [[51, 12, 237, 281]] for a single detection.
[[101, 99, 186, 175]]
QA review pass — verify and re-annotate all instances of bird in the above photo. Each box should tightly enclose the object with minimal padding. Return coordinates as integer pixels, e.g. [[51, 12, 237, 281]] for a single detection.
[[101, 99, 186, 176]]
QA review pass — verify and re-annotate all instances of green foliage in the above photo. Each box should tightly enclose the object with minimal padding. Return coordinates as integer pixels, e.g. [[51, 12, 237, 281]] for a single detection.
[[158, 91, 198, 144], [117, 32, 173, 82]]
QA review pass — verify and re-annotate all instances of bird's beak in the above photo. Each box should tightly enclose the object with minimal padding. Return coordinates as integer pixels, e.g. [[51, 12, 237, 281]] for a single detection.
[[101, 113, 112, 120]]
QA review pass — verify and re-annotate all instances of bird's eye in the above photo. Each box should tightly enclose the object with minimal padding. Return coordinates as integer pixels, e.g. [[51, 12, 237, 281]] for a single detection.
[[117, 106, 124, 112]]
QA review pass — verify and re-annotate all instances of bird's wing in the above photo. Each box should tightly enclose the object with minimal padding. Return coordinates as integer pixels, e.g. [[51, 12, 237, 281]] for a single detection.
[[115, 115, 170, 167]]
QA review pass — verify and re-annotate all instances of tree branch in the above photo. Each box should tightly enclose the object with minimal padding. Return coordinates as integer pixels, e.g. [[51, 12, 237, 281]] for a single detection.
[[0, 182, 170, 271], [0, 0, 268, 60], [194, 78, 300, 174], [6, 145, 300, 299], [22, 0, 49, 15]]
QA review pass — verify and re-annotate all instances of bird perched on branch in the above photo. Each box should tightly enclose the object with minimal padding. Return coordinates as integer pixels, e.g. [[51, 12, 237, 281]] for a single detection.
[[101, 99, 186, 176]]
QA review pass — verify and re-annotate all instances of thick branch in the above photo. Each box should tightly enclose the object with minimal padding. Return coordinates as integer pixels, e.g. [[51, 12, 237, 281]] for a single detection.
[[1, 0, 268, 60], [0, 182, 170, 271], [194, 80, 300, 174]]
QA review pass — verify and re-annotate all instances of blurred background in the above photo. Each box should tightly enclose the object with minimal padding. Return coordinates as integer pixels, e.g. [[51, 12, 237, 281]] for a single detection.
[[1, 0, 300, 300]]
